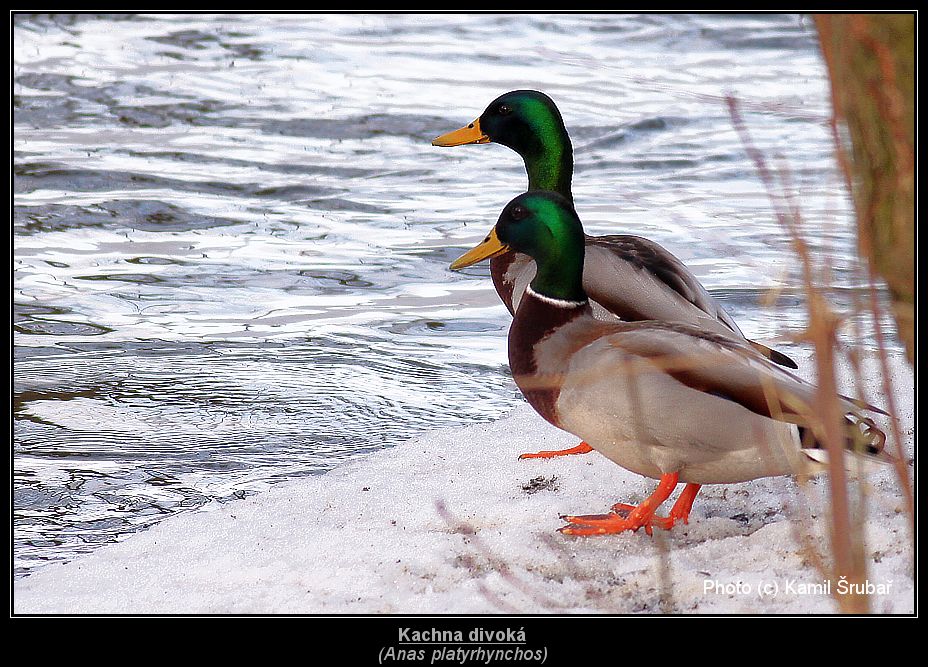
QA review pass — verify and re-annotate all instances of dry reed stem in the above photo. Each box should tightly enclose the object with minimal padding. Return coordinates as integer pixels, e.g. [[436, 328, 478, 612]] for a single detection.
[[819, 59, 914, 530], [726, 94, 870, 613], [816, 25, 913, 532]]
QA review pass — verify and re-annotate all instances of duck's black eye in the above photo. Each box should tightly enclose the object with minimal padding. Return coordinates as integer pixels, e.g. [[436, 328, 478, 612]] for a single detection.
[[498, 104, 512, 116], [510, 205, 527, 221]]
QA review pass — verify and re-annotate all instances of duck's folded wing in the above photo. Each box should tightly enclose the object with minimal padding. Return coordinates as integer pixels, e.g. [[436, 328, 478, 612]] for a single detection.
[[583, 235, 799, 369], [602, 322, 879, 418], [584, 235, 743, 332]]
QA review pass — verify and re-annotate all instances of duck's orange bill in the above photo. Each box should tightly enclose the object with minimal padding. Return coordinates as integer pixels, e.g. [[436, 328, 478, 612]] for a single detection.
[[449, 227, 508, 269], [432, 118, 490, 146]]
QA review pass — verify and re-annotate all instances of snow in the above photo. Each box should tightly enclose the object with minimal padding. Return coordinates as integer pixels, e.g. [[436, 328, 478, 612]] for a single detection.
[[14, 350, 914, 614]]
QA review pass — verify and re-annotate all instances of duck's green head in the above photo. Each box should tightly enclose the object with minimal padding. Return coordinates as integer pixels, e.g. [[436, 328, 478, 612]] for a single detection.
[[450, 191, 586, 303], [432, 90, 573, 202]]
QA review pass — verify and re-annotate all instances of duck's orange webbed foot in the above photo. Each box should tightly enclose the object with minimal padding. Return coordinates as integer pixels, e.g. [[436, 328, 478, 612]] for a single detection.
[[559, 474, 695, 537], [558, 512, 635, 536], [610, 483, 702, 531], [519, 440, 593, 460], [664, 482, 701, 526]]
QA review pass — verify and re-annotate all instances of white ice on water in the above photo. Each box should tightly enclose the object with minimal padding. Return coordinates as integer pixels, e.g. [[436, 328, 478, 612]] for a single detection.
[[14, 351, 914, 614]]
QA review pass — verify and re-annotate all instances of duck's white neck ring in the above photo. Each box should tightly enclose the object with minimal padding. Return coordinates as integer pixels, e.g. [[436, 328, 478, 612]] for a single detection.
[[525, 284, 588, 309]]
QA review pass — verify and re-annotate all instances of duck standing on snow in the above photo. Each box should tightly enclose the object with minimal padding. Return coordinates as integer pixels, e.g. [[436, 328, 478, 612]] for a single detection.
[[433, 90, 796, 460], [451, 191, 888, 536]]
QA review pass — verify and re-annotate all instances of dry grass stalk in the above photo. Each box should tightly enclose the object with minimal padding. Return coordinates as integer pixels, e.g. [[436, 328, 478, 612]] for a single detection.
[[726, 95, 870, 613], [815, 15, 915, 528]]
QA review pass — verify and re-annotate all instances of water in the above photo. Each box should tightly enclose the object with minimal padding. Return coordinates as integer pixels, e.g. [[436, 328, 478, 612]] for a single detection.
[[13, 13, 898, 577]]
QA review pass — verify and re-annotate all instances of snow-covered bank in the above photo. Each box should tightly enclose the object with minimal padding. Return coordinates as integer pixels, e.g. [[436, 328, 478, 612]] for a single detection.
[[14, 350, 914, 614]]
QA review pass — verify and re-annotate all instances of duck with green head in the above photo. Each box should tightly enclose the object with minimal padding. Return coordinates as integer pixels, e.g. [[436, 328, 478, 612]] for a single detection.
[[465, 191, 888, 535], [434, 89, 797, 460]]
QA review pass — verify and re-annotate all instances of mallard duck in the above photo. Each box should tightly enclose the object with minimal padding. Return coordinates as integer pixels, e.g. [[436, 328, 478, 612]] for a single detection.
[[434, 89, 796, 460], [452, 191, 888, 536]]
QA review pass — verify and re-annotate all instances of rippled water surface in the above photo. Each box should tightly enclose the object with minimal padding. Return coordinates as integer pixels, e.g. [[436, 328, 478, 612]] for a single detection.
[[13, 13, 898, 577]]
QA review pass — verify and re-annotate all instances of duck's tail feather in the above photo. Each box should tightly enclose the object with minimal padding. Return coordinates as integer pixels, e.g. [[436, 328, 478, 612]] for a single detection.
[[749, 340, 799, 369], [799, 415, 893, 465]]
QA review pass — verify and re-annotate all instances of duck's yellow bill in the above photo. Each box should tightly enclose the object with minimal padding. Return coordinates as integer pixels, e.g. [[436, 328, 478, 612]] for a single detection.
[[450, 228, 508, 269], [432, 118, 490, 147]]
